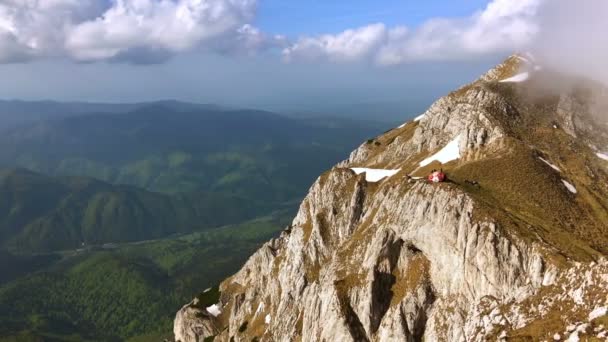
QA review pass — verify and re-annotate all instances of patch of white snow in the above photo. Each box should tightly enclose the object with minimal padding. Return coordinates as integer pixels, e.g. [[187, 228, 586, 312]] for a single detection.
[[265, 314, 271, 324], [500, 72, 529, 83], [419, 134, 462, 167], [351, 168, 400, 182], [206, 304, 222, 317], [414, 114, 425, 122], [554, 333, 561, 341], [398, 114, 426, 128], [566, 331, 579, 342], [597, 152, 608, 161], [562, 180, 578, 194], [539, 157, 561, 172], [589, 307, 607, 321]]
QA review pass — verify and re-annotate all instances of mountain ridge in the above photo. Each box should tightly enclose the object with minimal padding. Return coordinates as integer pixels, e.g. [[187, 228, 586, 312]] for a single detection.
[[174, 55, 608, 342]]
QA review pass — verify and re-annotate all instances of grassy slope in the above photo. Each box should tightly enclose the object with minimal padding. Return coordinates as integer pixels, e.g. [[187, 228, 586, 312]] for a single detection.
[[0, 211, 293, 341], [361, 66, 608, 262]]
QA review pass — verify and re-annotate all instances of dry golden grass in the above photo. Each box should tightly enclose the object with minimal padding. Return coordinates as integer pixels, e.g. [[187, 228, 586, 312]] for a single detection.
[[349, 120, 420, 169]]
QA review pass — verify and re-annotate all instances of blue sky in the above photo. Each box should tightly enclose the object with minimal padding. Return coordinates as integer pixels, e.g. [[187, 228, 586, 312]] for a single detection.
[[0, 0, 544, 119], [257, 0, 490, 36]]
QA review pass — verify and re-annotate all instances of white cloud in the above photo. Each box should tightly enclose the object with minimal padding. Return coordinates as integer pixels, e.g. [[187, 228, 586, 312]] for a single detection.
[[283, 23, 391, 63], [216, 24, 288, 55], [66, 0, 258, 61], [284, 0, 542, 65], [0, 0, 602, 69], [0, 0, 264, 63]]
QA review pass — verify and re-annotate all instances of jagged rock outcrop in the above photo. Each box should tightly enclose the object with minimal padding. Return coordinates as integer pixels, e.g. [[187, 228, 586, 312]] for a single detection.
[[174, 298, 221, 341], [174, 55, 608, 342]]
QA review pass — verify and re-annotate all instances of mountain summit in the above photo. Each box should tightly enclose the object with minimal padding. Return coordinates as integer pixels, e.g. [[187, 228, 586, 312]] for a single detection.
[[174, 55, 608, 341]]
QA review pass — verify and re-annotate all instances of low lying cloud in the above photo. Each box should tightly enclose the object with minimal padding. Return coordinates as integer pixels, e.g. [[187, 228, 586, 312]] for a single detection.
[[531, 0, 608, 84], [284, 0, 541, 65]]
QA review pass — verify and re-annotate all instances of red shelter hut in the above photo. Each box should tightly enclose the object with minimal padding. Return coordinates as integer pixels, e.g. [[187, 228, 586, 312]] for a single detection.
[[428, 170, 446, 183]]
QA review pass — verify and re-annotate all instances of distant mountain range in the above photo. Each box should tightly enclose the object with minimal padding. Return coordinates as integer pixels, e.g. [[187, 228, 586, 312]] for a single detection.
[[0, 103, 389, 197], [0, 99, 227, 130], [0, 103, 393, 253]]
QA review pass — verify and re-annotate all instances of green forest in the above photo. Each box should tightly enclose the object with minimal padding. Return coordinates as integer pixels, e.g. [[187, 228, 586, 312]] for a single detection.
[[0, 212, 293, 341]]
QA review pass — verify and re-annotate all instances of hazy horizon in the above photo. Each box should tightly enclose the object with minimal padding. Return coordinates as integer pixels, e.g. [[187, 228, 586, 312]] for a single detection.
[[0, 0, 543, 118]]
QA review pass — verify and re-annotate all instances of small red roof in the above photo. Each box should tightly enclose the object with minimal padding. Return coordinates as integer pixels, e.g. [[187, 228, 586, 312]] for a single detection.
[[428, 171, 446, 183]]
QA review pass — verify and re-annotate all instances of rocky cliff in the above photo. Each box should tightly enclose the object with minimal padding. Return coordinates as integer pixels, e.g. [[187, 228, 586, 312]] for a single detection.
[[174, 55, 608, 342]]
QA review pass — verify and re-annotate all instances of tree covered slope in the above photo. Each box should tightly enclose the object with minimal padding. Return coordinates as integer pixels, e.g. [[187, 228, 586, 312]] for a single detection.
[[0, 212, 292, 341], [0, 168, 274, 253]]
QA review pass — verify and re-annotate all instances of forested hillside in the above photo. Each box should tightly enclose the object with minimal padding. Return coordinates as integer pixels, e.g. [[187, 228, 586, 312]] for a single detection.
[[0, 169, 272, 253], [0, 212, 293, 341]]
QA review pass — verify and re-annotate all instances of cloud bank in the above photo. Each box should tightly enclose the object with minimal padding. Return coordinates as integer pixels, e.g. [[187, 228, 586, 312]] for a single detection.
[[284, 0, 541, 65], [0, 0, 606, 71], [0, 0, 280, 64]]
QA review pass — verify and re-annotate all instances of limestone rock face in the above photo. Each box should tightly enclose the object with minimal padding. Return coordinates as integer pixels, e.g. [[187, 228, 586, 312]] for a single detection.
[[174, 298, 220, 342], [174, 55, 608, 342]]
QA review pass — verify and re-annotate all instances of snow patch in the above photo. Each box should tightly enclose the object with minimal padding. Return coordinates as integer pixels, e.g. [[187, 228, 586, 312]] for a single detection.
[[589, 307, 607, 321], [265, 314, 271, 324], [398, 113, 426, 128], [351, 168, 400, 182], [539, 157, 561, 172], [419, 134, 462, 167], [499, 72, 529, 83], [414, 113, 425, 122], [255, 302, 265, 315], [566, 331, 579, 342], [597, 152, 608, 161], [516, 55, 532, 64], [206, 304, 222, 317], [562, 180, 577, 194]]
